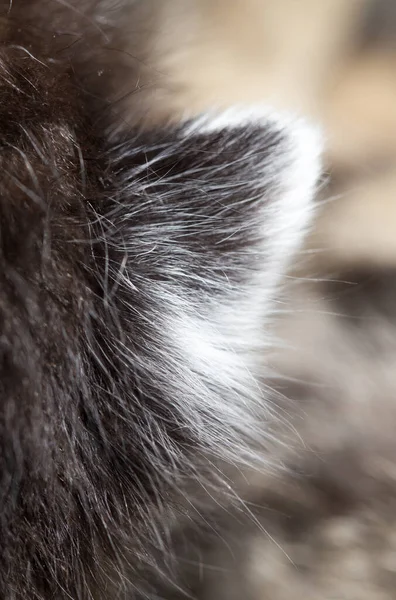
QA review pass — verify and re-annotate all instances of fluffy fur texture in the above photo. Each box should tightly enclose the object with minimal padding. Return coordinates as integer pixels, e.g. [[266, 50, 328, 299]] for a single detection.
[[0, 2, 321, 598]]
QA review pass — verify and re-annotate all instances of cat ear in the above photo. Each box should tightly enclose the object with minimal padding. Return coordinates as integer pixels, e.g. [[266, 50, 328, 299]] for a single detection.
[[94, 108, 322, 469], [105, 106, 322, 303]]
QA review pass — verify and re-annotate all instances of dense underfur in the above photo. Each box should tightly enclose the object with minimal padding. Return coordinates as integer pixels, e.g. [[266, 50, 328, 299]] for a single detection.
[[0, 2, 321, 598]]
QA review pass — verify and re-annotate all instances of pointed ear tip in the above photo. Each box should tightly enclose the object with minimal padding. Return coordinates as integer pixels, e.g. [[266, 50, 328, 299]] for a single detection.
[[218, 106, 324, 202], [182, 106, 323, 187]]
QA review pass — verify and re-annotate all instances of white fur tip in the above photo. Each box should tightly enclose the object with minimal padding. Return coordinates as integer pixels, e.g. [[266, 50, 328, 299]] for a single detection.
[[182, 105, 323, 196], [182, 105, 322, 152]]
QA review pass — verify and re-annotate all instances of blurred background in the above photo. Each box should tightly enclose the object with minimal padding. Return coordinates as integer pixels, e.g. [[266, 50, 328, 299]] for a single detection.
[[130, 0, 396, 271]]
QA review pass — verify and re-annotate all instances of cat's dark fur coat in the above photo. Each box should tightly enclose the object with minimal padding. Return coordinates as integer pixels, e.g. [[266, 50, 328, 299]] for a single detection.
[[0, 2, 321, 598]]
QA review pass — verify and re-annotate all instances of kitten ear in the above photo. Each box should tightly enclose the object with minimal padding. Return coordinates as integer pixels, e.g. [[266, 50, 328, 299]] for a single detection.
[[95, 108, 322, 470], [107, 106, 322, 300]]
